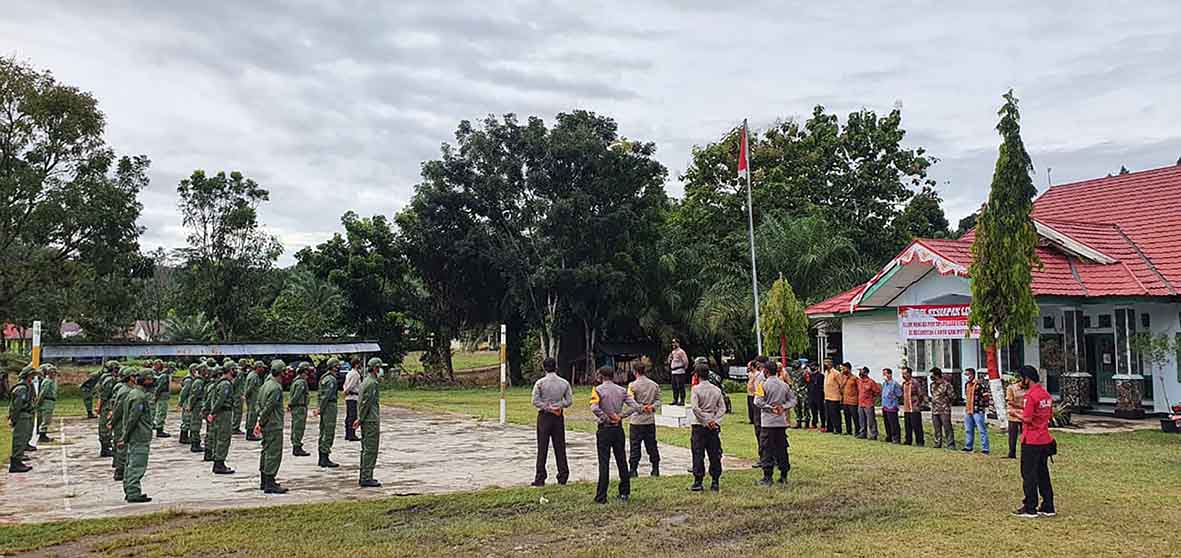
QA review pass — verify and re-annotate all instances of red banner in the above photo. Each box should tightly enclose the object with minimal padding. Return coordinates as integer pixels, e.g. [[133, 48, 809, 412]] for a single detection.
[[897, 304, 980, 339]]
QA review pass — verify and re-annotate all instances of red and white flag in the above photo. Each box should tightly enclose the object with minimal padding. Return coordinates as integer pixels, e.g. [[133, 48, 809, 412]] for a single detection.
[[737, 119, 749, 178]]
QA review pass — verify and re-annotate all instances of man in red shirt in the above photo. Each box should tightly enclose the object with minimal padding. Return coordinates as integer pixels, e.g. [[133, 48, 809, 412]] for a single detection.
[[1014, 365, 1055, 518]]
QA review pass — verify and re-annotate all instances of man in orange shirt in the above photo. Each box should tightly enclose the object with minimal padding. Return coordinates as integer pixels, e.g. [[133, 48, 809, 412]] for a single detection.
[[822, 359, 843, 434], [855, 367, 881, 440], [839, 363, 859, 436]]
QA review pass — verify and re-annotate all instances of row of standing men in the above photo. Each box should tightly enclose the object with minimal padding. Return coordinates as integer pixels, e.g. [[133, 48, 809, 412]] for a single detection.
[[78, 356, 389, 502]]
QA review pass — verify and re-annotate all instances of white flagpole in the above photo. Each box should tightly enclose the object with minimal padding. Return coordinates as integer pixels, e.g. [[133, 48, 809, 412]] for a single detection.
[[743, 120, 764, 355]]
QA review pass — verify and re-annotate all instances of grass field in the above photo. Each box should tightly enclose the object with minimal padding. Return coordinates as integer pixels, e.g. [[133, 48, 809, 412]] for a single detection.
[[3, 386, 1180, 557], [399, 350, 501, 374]]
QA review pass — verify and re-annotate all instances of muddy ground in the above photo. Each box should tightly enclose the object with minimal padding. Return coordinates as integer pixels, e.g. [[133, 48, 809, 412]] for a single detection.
[[1, 406, 699, 524]]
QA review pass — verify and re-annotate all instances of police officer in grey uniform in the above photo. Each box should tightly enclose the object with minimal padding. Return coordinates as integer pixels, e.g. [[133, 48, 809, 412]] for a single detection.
[[590, 365, 641, 503], [530, 357, 572, 487], [754, 360, 798, 486], [626, 362, 662, 477], [689, 362, 726, 492]]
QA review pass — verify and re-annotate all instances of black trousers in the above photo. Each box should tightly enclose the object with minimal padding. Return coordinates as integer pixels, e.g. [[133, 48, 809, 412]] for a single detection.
[[883, 410, 901, 443], [595, 425, 629, 502], [751, 411, 764, 464], [759, 426, 790, 473], [1008, 422, 1023, 458], [746, 395, 757, 424], [904, 411, 925, 446], [807, 397, 824, 428], [345, 399, 358, 439], [671, 374, 687, 405], [842, 404, 858, 435], [628, 423, 660, 471], [535, 412, 569, 483], [1021, 442, 1055, 512], [690, 425, 722, 482], [824, 400, 842, 433]]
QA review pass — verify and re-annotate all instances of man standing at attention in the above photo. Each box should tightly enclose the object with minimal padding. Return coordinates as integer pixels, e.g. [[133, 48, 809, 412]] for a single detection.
[[254, 360, 288, 494], [36, 364, 58, 444], [689, 362, 726, 492], [343, 359, 362, 442], [855, 367, 881, 440], [315, 358, 341, 468], [746, 358, 767, 467], [243, 361, 265, 441], [97, 363, 119, 458], [590, 365, 641, 503], [8, 367, 37, 473], [207, 364, 237, 474], [153, 361, 173, 438], [120, 369, 155, 503], [1005, 373, 1028, 459], [187, 363, 207, 454], [754, 360, 796, 486], [178, 364, 194, 445], [962, 368, 992, 455], [901, 367, 926, 446], [839, 363, 859, 436], [880, 368, 903, 444], [531, 357, 573, 487], [80, 365, 105, 419], [111, 367, 134, 481], [1013, 365, 1055, 518], [289, 362, 312, 457], [232, 357, 250, 435], [822, 359, 842, 434], [806, 364, 825, 430], [355, 357, 386, 488], [667, 339, 689, 406], [929, 367, 956, 449], [627, 362, 661, 478], [201, 365, 220, 463]]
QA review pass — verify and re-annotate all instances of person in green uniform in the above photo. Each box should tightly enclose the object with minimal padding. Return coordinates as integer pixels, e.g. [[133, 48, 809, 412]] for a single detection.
[[36, 364, 59, 443], [208, 363, 237, 474], [202, 365, 220, 462], [231, 357, 250, 435], [8, 366, 37, 473], [178, 364, 195, 445], [243, 361, 265, 441], [315, 357, 341, 468], [111, 367, 134, 481], [187, 363, 207, 453], [153, 361, 173, 438], [254, 360, 288, 494], [120, 369, 155, 503], [97, 363, 119, 458], [80, 368, 102, 419], [356, 357, 386, 487], [289, 362, 312, 457]]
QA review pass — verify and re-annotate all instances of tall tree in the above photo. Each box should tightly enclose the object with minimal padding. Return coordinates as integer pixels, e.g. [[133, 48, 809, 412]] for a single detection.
[[266, 270, 344, 340], [956, 211, 979, 238], [968, 90, 1041, 428], [0, 58, 147, 329], [760, 277, 809, 366], [175, 170, 282, 340]]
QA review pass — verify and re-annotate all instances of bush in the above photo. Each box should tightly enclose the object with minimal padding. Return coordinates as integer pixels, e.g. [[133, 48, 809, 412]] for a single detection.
[[1051, 404, 1073, 427], [722, 379, 746, 394]]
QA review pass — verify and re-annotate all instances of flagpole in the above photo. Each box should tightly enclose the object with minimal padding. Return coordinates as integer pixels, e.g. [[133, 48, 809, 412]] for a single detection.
[[743, 119, 764, 355]]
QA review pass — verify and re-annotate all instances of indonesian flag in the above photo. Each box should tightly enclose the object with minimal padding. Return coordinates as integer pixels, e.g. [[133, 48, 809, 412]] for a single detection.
[[737, 119, 749, 178]]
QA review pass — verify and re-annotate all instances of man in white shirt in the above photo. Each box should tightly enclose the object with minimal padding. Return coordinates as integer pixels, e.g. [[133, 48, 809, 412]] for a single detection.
[[666, 339, 690, 406], [342, 359, 362, 442]]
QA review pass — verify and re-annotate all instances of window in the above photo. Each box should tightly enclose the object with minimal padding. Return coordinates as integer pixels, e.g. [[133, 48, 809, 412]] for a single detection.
[[907, 339, 962, 372], [1176, 333, 1181, 383], [1043, 316, 1055, 330], [1141, 313, 1151, 329], [1098, 314, 1112, 329], [976, 336, 1024, 374], [1084, 315, 1093, 329], [1114, 308, 1142, 376], [1063, 310, 1085, 374]]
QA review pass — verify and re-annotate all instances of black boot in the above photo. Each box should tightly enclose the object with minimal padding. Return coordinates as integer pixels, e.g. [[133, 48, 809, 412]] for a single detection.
[[359, 478, 382, 488], [213, 461, 235, 475], [125, 494, 152, 503], [318, 452, 339, 468], [689, 476, 704, 492], [113, 468, 124, 481], [178, 431, 188, 444], [757, 468, 774, 487], [709, 478, 719, 492], [203, 449, 214, 462], [38, 433, 53, 443], [156, 429, 171, 438], [9, 458, 31, 473], [629, 467, 639, 478], [292, 445, 310, 457], [778, 470, 789, 485], [190, 442, 203, 453], [651, 463, 660, 477], [100, 445, 112, 458], [264, 474, 288, 494], [86, 411, 96, 419]]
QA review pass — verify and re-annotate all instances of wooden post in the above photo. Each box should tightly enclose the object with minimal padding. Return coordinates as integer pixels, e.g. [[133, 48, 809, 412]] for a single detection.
[[499, 324, 507, 425]]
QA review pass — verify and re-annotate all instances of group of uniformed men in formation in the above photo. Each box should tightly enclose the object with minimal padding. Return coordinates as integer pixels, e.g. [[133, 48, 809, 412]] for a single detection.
[[7, 355, 390, 504]]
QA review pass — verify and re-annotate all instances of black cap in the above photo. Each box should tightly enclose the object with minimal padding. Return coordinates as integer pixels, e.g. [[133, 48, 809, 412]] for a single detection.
[[1018, 365, 1040, 383], [542, 358, 557, 373]]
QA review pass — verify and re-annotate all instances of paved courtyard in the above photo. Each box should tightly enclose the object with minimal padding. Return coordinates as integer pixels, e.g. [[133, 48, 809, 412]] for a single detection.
[[1, 407, 701, 523]]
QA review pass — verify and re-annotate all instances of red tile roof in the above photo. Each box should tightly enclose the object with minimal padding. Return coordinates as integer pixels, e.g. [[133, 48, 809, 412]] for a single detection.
[[807, 164, 1181, 315]]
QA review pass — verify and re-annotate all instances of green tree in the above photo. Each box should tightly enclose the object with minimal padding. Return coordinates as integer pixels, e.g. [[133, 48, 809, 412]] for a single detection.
[[956, 211, 979, 238], [968, 90, 1041, 415], [163, 311, 217, 342], [266, 270, 344, 340], [760, 277, 809, 359], [175, 170, 282, 340], [0, 58, 147, 330], [895, 186, 951, 239]]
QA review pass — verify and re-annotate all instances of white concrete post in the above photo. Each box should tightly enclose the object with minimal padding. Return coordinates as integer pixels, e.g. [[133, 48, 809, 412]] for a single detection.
[[499, 324, 507, 425]]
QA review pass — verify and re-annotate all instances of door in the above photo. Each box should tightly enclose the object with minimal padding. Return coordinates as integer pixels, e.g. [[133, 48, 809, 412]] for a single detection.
[[1087, 333, 1117, 401]]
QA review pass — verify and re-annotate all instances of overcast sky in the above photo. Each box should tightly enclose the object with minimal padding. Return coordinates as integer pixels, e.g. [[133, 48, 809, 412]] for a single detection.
[[5, 1, 1180, 264]]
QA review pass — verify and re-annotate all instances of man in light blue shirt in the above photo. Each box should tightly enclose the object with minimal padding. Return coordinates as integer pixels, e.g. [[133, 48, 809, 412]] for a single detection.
[[880, 368, 904, 444]]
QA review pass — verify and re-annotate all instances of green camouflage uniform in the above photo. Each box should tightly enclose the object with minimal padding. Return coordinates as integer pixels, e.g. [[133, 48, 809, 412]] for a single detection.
[[244, 366, 263, 439], [209, 372, 236, 463], [37, 368, 58, 436], [81, 370, 102, 417], [202, 368, 219, 461], [110, 370, 133, 479], [121, 374, 154, 502], [8, 369, 37, 468], [232, 359, 249, 432], [154, 363, 173, 432], [317, 362, 339, 457], [178, 368, 194, 437], [358, 360, 384, 484], [256, 362, 286, 488], [98, 371, 118, 454], [289, 364, 310, 452], [187, 371, 207, 451]]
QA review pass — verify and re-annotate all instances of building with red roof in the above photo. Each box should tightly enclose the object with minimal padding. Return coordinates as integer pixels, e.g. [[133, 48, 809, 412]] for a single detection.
[[806, 164, 1181, 415]]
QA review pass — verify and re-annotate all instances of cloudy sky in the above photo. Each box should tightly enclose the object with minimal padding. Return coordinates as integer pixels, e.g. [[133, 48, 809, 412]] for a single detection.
[[5, 1, 1180, 264]]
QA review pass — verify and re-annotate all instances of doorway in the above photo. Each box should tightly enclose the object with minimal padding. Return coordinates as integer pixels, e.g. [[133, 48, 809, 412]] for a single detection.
[[1086, 332, 1117, 402]]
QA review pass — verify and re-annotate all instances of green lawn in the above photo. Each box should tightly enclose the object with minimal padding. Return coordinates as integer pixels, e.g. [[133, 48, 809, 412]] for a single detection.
[[3, 387, 1180, 557], [399, 350, 500, 374]]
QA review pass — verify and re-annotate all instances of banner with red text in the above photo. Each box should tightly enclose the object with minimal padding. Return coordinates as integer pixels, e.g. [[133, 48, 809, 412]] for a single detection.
[[897, 304, 980, 339]]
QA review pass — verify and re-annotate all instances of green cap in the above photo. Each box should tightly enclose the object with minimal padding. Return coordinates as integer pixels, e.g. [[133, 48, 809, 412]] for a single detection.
[[297, 361, 313, 371], [238, 358, 250, 366], [325, 357, 340, 369], [188, 363, 198, 373], [105, 360, 121, 370], [152, 359, 164, 367], [39, 363, 57, 374], [367, 357, 387, 368], [119, 366, 134, 380], [18, 365, 35, 380], [270, 359, 286, 372]]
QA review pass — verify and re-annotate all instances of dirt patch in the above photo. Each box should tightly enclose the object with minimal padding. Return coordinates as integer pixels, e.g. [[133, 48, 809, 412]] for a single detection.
[[14, 514, 202, 558]]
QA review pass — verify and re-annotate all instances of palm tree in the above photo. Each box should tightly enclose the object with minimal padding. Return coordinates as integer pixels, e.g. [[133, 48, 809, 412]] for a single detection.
[[163, 311, 218, 342]]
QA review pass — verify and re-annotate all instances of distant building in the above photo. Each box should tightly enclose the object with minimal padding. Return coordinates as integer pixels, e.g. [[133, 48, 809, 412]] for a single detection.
[[807, 164, 1181, 416]]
